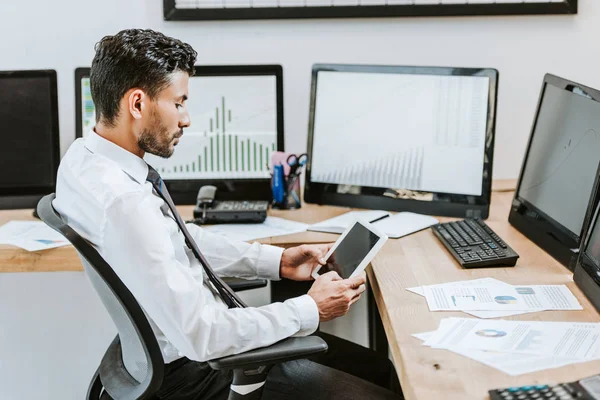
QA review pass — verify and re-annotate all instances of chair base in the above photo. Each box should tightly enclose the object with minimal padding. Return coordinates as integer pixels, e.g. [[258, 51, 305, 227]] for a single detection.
[[228, 366, 273, 400]]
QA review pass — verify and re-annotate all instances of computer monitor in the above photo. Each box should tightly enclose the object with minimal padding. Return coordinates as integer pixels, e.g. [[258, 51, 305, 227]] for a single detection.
[[304, 64, 498, 218], [75, 65, 284, 203], [0, 70, 60, 209], [573, 170, 600, 313], [509, 74, 600, 270]]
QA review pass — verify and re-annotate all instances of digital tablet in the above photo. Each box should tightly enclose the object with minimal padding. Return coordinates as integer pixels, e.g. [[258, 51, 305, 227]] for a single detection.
[[311, 219, 388, 280]]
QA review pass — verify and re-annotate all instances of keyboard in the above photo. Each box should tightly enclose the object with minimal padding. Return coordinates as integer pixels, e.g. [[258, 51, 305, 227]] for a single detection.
[[432, 219, 519, 268]]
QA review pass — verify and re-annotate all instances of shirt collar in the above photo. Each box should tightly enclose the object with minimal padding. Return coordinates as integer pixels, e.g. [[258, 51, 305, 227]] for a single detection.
[[84, 130, 149, 184]]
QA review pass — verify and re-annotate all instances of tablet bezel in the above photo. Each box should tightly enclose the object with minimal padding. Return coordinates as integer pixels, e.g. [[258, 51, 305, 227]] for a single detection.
[[311, 218, 388, 280]]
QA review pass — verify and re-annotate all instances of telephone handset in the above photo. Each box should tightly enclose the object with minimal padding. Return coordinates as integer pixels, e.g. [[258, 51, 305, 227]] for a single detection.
[[191, 185, 268, 225]]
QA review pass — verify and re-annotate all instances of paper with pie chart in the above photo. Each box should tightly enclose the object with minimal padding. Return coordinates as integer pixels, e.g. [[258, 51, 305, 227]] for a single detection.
[[422, 284, 582, 312], [414, 320, 600, 376], [424, 318, 600, 360]]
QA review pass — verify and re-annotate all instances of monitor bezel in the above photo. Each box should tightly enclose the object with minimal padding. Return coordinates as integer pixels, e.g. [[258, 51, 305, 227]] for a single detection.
[[509, 74, 600, 269], [303, 63, 499, 218], [0, 69, 60, 207], [581, 200, 600, 273], [574, 180, 600, 297], [74, 67, 90, 141], [75, 65, 284, 203]]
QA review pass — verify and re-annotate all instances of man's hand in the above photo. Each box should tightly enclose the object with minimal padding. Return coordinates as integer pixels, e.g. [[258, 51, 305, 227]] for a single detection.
[[307, 271, 366, 322], [280, 243, 333, 281]]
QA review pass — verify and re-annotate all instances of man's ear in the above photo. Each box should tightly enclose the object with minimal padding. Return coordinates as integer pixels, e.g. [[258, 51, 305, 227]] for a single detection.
[[127, 89, 146, 120]]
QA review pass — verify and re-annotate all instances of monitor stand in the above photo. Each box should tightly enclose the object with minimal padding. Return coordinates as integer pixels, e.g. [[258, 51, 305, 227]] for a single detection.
[[574, 262, 600, 313], [168, 180, 272, 205], [508, 208, 578, 270]]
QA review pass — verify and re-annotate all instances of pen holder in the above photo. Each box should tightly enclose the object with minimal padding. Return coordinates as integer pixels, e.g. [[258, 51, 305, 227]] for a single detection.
[[271, 173, 302, 210], [284, 173, 302, 210]]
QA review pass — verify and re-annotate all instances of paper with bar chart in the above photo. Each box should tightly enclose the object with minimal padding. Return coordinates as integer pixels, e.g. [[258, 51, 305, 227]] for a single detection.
[[310, 71, 489, 196], [145, 75, 277, 179]]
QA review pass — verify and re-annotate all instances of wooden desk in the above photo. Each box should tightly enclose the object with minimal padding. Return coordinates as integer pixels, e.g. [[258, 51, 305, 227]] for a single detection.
[[367, 191, 600, 399], [0, 178, 518, 273], [4, 179, 597, 399]]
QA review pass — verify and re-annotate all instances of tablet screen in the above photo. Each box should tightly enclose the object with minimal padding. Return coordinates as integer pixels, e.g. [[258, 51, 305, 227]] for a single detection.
[[318, 223, 381, 279]]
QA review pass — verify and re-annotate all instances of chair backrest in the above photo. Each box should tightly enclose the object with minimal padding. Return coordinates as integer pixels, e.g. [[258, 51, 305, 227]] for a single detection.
[[37, 194, 164, 400]]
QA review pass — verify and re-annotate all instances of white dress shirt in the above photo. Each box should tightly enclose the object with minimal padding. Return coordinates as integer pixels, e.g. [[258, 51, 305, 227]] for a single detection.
[[54, 130, 319, 363]]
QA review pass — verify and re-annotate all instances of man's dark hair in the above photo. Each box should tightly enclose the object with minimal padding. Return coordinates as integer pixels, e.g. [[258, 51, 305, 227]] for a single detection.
[[90, 29, 197, 127]]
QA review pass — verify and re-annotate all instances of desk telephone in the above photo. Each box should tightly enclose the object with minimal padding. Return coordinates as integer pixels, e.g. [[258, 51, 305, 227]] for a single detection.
[[191, 185, 268, 225]]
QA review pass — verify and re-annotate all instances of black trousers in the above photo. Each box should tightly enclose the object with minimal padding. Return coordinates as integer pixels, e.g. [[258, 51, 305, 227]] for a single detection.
[[156, 332, 403, 400]]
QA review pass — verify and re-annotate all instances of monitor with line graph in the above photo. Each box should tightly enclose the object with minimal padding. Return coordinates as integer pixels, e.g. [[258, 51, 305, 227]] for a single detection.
[[75, 65, 284, 203], [510, 74, 600, 270], [304, 64, 498, 219]]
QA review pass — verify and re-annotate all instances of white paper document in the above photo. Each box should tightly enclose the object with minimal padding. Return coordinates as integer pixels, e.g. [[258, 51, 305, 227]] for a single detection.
[[407, 278, 536, 319], [412, 329, 593, 376], [308, 210, 438, 238], [426, 318, 600, 360], [307, 210, 390, 234], [203, 217, 308, 242], [369, 212, 439, 239], [0, 221, 70, 251], [423, 284, 582, 312]]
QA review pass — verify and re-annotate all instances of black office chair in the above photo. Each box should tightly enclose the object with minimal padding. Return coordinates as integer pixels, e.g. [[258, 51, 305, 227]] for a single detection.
[[37, 194, 327, 400]]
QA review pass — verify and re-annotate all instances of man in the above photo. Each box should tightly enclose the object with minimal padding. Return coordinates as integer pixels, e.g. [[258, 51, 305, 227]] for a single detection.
[[54, 29, 402, 399]]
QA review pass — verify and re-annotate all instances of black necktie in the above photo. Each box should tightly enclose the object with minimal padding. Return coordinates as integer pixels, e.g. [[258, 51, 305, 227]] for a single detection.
[[146, 165, 246, 308]]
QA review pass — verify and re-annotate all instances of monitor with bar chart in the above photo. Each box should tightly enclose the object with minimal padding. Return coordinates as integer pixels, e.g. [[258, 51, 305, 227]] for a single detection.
[[75, 65, 284, 202], [304, 64, 498, 218]]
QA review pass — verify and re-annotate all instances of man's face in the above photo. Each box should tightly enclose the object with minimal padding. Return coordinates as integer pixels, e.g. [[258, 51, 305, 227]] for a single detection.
[[138, 71, 190, 158]]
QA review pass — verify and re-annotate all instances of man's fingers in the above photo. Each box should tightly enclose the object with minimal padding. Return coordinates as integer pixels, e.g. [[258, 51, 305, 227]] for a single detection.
[[320, 270, 342, 281], [348, 284, 366, 298], [346, 273, 367, 288], [355, 283, 366, 295], [323, 242, 334, 252], [349, 293, 363, 306], [317, 243, 333, 264]]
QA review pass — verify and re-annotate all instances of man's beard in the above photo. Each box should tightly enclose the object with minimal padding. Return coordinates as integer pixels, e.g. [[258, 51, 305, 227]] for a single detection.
[[138, 124, 183, 159]]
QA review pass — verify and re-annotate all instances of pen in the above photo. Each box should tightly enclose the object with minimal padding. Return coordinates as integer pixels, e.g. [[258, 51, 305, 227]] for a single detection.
[[370, 214, 390, 224], [272, 163, 285, 204]]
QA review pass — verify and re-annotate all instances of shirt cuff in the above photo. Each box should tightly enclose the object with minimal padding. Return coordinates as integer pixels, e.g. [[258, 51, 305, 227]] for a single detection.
[[256, 244, 284, 280], [286, 294, 319, 337]]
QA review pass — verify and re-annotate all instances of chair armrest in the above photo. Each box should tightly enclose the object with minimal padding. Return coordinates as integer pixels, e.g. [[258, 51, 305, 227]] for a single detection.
[[208, 336, 327, 371], [223, 277, 268, 292]]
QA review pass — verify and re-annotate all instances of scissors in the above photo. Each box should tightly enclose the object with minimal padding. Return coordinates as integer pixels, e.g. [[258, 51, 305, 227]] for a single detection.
[[286, 153, 308, 176]]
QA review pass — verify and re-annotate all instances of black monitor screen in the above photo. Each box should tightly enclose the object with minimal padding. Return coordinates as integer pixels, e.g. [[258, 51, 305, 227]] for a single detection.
[[517, 84, 600, 238], [0, 71, 59, 192]]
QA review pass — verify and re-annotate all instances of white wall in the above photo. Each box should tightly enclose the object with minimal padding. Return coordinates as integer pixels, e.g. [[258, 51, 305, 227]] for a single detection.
[[3, 1, 600, 178], [2, 1, 600, 398]]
